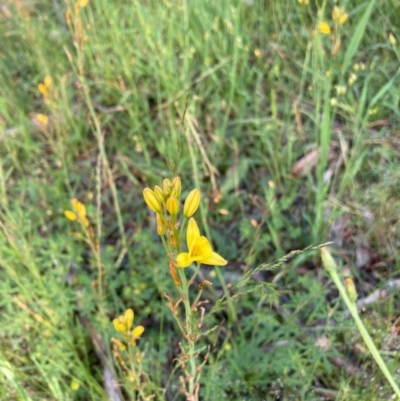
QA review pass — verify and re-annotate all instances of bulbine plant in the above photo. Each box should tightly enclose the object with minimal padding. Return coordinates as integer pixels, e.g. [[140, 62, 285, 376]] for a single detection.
[[143, 177, 227, 400]]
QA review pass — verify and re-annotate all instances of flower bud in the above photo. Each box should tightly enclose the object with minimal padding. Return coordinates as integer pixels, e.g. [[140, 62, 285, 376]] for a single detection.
[[166, 196, 179, 216], [156, 213, 165, 235], [132, 325, 145, 339], [345, 277, 358, 303], [154, 185, 165, 202], [183, 188, 201, 217], [143, 188, 162, 213], [171, 176, 181, 198], [162, 179, 172, 196]]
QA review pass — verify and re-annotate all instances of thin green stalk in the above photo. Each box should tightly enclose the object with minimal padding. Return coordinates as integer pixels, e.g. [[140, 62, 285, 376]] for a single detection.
[[178, 267, 198, 400], [321, 247, 400, 399]]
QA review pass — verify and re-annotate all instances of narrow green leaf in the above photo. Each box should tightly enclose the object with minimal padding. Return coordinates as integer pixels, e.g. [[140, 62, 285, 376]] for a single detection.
[[342, 0, 377, 74]]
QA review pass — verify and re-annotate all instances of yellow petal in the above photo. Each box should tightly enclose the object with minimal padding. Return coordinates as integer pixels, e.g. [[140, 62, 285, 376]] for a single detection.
[[201, 251, 228, 266], [38, 83, 48, 95], [339, 13, 348, 25], [187, 217, 200, 249], [124, 309, 134, 329], [191, 236, 213, 260], [176, 252, 193, 268], [132, 325, 145, 338], [319, 21, 331, 35], [37, 113, 48, 125], [71, 198, 86, 215], [113, 317, 126, 333], [44, 75, 52, 89], [64, 210, 77, 221]]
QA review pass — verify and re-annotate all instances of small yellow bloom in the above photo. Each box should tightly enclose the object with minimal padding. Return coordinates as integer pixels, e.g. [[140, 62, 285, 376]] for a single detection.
[[143, 188, 162, 213], [64, 210, 77, 221], [38, 75, 52, 96], [166, 196, 179, 216], [113, 308, 134, 333], [64, 198, 89, 227], [319, 21, 331, 35], [176, 218, 227, 268], [298, 0, 309, 4], [332, 7, 348, 25], [37, 113, 48, 125], [113, 309, 145, 345], [183, 188, 201, 218]]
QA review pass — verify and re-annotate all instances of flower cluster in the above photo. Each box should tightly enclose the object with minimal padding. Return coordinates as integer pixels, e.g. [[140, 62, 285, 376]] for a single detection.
[[64, 198, 89, 227], [143, 177, 227, 277], [113, 308, 145, 348]]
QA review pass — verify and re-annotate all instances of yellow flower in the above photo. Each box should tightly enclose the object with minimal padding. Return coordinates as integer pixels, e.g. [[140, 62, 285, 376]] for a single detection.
[[183, 188, 201, 218], [176, 218, 227, 268], [37, 113, 48, 125], [113, 308, 134, 333], [319, 21, 331, 35], [143, 188, 162, 213], [113, 309, 145, 342], [64, 198, 89, 227], [38, 75, 52, 96], [332, 6, 348, 25], [298, 0, 309, 4]]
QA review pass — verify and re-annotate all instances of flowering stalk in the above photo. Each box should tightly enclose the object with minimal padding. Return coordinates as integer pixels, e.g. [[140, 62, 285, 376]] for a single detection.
[[64, 198, 104, 298], [112, 309, 149, 399], [143, 177, 227, 400]]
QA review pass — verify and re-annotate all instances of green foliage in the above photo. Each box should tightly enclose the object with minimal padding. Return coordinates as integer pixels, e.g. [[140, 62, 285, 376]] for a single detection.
[[1, 0, 400, 399]]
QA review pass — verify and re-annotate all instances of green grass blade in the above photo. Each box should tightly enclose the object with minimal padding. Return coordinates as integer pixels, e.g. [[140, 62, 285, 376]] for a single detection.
[[341, 0, 377, 74]]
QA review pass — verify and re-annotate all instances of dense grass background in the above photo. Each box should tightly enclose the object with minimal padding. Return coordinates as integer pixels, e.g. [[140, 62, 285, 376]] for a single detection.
[[1, 0, 400, 399]]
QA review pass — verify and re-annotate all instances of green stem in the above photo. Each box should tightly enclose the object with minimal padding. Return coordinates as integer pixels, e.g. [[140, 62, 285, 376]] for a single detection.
[[321, 247, 400, 399], [177, 267, 198, 400]]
